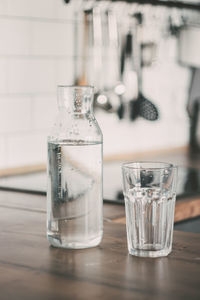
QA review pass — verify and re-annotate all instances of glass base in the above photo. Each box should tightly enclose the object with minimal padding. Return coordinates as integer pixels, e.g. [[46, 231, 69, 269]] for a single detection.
[[128, 245, 172, 258], [47, 233, 103, 249]]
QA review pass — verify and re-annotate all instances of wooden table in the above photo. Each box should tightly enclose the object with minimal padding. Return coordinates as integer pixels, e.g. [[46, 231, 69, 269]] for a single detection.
[[0, 191, 200, 300]]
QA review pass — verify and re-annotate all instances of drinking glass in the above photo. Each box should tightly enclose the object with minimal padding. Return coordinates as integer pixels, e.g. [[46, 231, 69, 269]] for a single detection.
[[122, 162, 177, 258]]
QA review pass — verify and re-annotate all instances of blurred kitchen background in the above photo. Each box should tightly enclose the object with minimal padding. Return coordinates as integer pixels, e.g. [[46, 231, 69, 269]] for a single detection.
[[1, 0, 200, 169]]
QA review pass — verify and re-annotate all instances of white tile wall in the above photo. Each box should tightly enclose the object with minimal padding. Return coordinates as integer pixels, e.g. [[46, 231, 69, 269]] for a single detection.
[[55, 58, 75, 85], [31, 21, 74, 56], [97, 111, 189, 157], [0, 18, 31, 55], [0, 96, 31, 133], [32, 95, 57, 130], [0, 59, 8, 93], [0, 0, 76, 168], [7, 58, 56, 94], [0, 0, 8, 15], [7, 0, 55, 19], [0, 137, 7, 168], [6, 0, 76, 20], [6, 132, 47, 167], [0, 0, 192, 169], [53, 0, 75, 20]]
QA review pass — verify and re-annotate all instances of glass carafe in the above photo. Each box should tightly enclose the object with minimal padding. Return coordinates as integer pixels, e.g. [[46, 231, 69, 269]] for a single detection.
[[47, 85, 103, 249]]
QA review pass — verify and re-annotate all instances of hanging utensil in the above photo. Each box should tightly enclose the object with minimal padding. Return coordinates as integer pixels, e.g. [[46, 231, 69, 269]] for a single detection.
[[91, 4, 113, 112], [75, 8, 90, 86], [119, 11, 139, 120], [129, 13, 159, 121], [105, 7, 124, 115]]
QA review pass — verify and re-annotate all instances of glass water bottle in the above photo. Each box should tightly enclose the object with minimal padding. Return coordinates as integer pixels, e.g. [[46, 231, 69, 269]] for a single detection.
[[47, 86, 103, 249]]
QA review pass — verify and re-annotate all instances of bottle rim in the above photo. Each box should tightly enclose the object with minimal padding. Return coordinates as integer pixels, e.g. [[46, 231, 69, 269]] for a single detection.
[[122, 161, 177, 171]]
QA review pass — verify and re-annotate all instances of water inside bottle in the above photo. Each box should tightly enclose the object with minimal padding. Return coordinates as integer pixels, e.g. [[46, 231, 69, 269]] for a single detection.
[[47, 140, 103, 248]]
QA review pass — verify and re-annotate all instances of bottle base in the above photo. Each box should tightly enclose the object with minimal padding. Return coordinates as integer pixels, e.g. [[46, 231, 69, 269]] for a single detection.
[[47, 233, 103, 249]]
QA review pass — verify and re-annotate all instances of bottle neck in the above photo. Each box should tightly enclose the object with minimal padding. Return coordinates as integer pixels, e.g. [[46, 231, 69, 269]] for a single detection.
[[57, 86, 94, 115]]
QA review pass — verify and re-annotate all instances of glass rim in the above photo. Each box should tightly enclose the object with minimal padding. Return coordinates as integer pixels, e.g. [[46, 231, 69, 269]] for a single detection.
[[57, 85, 94, 89], [122, 161, 177, 171]]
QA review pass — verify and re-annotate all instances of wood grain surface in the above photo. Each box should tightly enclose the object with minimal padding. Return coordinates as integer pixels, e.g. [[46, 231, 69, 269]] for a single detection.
[[0, 191, 200, 300]]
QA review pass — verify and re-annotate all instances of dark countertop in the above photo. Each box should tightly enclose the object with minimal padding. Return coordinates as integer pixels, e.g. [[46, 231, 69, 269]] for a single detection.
[[0, 190, 200, 300], [2, 148, 200, 223]]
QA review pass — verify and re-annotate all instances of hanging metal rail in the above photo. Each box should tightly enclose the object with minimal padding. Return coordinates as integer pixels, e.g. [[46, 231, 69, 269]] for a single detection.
[[64, 0, 200, 11]]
